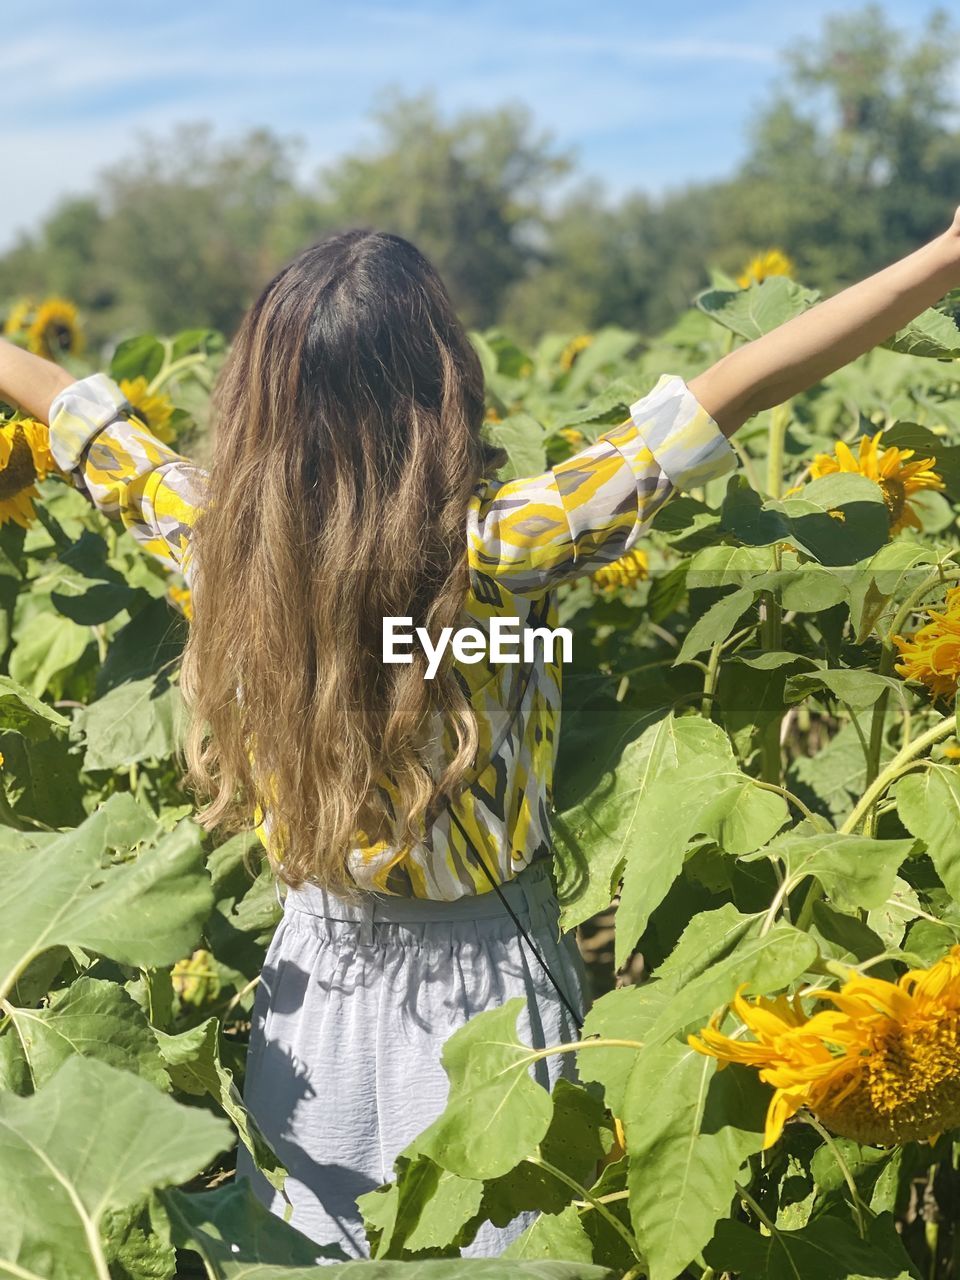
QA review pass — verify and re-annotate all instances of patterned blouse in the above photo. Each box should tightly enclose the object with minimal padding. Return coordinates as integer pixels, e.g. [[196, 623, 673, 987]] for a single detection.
[[48, 371, 736, 900]]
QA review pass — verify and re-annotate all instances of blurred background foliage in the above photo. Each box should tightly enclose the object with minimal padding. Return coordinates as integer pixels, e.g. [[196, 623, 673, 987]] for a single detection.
[[3, 5, 960, 346]]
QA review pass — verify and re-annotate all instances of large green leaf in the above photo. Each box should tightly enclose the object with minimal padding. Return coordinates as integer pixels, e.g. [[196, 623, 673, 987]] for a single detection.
[[623, 1040, 768, 1280], [746, 832, 915, 912], [721, 472, 889, 564], [2, 975, 167, 1092], [896, 766, 960, 904], [0, 802, 211, 999], [0, 673, 69, 737], [882, 306, 960, 358], [159, 1183, 345, 1269], [581, 918, 817, 1115], [75, 676, 185, 770], [0, 1056, 230, 1280], [157, 1018, 286, 1191], [502, 1205, 594, 1262], [482, 413, 547, 481], [554, 714, 734, 930], [705, 1212, 915, 1279], [696, 277, 820, 341], [413, 999, 553, 1180], [164, 1181, 612, 1277], [615, 763, 788, 966], [8, 608, 91, 698]]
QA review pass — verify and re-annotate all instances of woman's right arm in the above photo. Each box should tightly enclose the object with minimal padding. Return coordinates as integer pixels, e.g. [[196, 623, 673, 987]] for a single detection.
[[689, 213, 960, 436]]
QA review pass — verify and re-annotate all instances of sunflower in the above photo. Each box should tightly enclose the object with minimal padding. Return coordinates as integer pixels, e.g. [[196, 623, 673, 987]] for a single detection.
[[120, 376, 176, 443], [3, 297, 35, 341], [690, 946, 960, 1148], [560, 334, 593, 372], [27, 299, 83, 360], [736, 249, 795, 289], [893, 585, 960, 702], [167, 583, 193, 621], [171, 949, 220, 1006], [808, 432, 944, 535], [557, 426, 586, 450], [592, 548, 649, 592], [0, 419, 58, 528]]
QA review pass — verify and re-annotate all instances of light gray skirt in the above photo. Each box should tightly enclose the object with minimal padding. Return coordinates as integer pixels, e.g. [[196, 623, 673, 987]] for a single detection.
[[236, 857, 586, 1259]]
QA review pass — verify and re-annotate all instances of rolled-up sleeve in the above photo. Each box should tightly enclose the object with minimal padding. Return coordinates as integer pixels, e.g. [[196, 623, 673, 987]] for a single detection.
[[48, 373, 206, 574], [467, 373, 737, 596]]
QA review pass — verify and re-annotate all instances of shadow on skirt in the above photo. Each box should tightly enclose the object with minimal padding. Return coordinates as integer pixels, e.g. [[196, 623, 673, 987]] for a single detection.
[[235, 857, 586, 1260]]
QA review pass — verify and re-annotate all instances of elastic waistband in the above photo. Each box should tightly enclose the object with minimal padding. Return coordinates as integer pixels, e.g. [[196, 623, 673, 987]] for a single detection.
[[281, 856, 556, 926]]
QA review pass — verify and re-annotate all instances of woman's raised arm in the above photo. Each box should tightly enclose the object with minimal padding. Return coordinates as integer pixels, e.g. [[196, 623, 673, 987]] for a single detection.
[[0, 341, 205, 576], [0, 336, 75, 421], [689, 212, 960, 436]]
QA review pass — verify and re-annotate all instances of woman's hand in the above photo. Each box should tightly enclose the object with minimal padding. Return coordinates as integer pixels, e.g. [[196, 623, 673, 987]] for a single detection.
[[690, 221, 960, 439], [0, 337, 75, 424]]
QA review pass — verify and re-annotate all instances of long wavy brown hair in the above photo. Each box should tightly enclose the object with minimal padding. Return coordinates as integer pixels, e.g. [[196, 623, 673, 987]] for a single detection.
[[180, 230, 495, 890]]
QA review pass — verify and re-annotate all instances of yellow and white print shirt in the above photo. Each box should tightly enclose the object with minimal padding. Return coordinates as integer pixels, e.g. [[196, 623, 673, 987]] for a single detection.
[[48, 372, 736, 900]]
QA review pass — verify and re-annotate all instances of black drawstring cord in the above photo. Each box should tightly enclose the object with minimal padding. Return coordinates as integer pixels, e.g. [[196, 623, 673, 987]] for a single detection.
[[447, 805, 584, 1032], [445, 657, 585, 1033]]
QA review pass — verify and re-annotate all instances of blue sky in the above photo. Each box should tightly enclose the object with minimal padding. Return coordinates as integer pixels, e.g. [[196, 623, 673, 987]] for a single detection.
[[3, 0, 951, 249]]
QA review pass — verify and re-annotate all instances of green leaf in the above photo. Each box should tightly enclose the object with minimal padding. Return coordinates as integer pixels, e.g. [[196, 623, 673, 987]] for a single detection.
[[896, 766, 960, 904], [776, 474, 891, 566], [414, 999, 553, 1180], [502, 1205, 594, 1261], [784, 668, 902, 710], [750, 833, 914, 912], [0, 805, 211, 999], [166, 1182, 611, 1275], [581, 920, 817, 1114], [156, 1018, 286, 1192], [623, 1041, 767, 1280], [846, 541, 939, 644], [673, 587, 755, 664], [558, 377, 638, 430], [110, 334, 166, 382], [75, 676, 185, 770], [563, 328, 639, 394], [704, 1212, 915, 1279], [578, 984, 676, 1117], [0, 674, 69, 737], [554, 715, 735, 930], [8, 608, 91, 698], [696, 277, 820, 341], [0, 1056, 230, 1280], [160, 1184, 347, 1270], [882, 306, 960, 358], [483, 413, 547, 481], [615, 763, 788, 966], [3, 975, 167, 1092]]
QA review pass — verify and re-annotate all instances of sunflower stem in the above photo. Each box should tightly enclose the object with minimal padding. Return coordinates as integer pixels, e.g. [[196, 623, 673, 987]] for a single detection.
[[148, 352, 207, 395], [734, 1180, 777, 1233], [800, 1113, 868, 1238], [531, 1157, 642, 1259], [842, 712, 958, 836]]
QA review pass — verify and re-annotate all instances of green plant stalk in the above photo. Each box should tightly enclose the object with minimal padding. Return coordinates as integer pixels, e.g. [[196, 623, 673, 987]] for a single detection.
[[759, 589, 783, 785], [801, 1113, 867, 1238], [795, 712, 958, 929], [757, 404, 789, 786], [766, 402, 791, 500], [533, 1156, 642, 1258], [148, 351, 207, 395]]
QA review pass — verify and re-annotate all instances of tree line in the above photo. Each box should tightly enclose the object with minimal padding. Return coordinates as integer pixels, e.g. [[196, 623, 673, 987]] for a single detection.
[[3, 5, 959, 346]]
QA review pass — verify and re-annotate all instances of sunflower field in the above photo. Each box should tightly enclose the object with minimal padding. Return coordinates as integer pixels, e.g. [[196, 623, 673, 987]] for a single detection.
[[3, 258, 960, 1280]]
